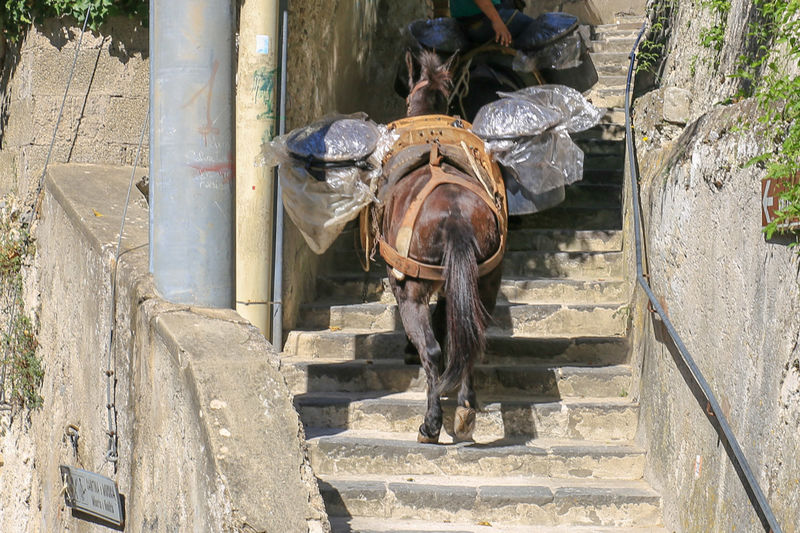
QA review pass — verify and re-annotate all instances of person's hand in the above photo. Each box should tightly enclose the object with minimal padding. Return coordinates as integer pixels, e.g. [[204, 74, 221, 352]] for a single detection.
[[491, 18, 512, 46]]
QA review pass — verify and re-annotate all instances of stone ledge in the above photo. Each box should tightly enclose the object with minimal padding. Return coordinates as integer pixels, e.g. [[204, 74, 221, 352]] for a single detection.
[[43, 163, 328, 532]]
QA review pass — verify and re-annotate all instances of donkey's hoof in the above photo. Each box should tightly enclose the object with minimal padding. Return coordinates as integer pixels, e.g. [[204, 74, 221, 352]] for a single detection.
[[454, 406, 477, 441], [417, 426, 440, 444]]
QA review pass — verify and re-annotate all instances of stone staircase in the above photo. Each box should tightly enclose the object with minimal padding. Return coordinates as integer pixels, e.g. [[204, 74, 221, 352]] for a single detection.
[[280, 15, 666, 533]]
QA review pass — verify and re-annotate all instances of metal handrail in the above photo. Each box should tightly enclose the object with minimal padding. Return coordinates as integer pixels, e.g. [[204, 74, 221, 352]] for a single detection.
[[624, 23, 783, 533]]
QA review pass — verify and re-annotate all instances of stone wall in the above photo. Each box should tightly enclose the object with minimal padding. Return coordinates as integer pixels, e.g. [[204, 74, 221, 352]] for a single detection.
[[0, 164, 328, 532], [0, 16, 149, 198], [630, 0, 800, 530], [524, 0, 646, 24]]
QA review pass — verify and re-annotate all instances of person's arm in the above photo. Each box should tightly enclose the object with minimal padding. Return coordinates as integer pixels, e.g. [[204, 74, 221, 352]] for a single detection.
[[474, 0, 512, 46]]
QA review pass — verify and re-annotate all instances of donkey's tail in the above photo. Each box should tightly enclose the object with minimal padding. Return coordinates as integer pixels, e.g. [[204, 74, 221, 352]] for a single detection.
[[436, 222, 488, 396]]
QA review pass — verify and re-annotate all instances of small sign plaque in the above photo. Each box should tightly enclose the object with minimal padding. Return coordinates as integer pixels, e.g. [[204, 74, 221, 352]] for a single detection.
[[762, 174, 800, 231], [59, 465, 123, 527]]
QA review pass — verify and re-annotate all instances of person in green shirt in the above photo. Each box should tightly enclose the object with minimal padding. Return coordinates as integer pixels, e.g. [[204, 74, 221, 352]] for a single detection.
[[450, 0, 535, 49]]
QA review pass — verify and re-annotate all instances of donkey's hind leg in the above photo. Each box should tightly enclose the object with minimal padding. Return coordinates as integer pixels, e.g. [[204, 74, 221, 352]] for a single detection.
[[454, 265, 503, 441], [454, 373, 478, 442], [390, 277, 443, 444]]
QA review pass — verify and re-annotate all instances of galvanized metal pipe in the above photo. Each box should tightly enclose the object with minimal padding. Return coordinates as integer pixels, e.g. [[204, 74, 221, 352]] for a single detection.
[[271, 5, 289, 348], [149, 0, 235, 307]]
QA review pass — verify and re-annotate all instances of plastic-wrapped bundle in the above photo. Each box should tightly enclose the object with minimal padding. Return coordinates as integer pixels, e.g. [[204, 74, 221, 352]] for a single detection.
[[515, 12, 579, 51], [471, 97, 561, 139], [491, 129, 583, 213], [283, 113, 381, 162], [407, 17, 470, 54], [513, 13, 597, 93], [472, 85, 603, 215], [497, 85, 605, 132], [261, 113, 397, 254], [514, 31, 583, 71]]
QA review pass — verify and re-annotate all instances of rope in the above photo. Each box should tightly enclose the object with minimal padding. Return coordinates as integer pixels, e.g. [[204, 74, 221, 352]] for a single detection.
[[104, 107, 149, 467]]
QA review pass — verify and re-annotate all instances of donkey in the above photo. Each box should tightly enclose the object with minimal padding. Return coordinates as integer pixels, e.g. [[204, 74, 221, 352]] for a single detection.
[[380, 51, 505, 443]]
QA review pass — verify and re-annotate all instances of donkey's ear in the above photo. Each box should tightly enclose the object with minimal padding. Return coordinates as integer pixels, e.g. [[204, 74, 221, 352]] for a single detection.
[[439, 51, 459, 76], [405, 50, 416, 91]]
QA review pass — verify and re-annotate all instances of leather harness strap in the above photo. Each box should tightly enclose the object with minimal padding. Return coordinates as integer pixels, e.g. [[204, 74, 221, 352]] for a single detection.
[[378, 163, 506, 281], [360, 114, 508, 280]]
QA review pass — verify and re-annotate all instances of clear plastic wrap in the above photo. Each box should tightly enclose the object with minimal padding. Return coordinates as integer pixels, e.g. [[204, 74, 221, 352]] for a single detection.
[[489, 129, 583, 213], [471, 97, 561, 139], [513, 31, 583, 70], [473, 86, 603, 215], [260, 113, 398, 254], [496, 85, 605, 133], [262, 112, 379, 165]]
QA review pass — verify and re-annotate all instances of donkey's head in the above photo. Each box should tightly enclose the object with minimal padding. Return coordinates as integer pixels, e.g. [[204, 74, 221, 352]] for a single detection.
[[405, 50, 457, 117]]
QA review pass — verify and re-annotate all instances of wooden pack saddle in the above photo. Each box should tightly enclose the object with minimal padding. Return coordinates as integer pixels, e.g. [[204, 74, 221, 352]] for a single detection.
[[360, 114, 508, 281]]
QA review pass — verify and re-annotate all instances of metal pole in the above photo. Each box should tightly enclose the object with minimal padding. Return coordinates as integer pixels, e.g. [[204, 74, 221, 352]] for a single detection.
[[271, 5, 289, 349], [236, 0, 280, 335], [149, 0, 236, 307]]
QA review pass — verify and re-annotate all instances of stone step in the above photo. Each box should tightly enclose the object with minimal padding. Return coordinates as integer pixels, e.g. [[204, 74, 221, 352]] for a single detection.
[[297, 394, 638, 441], [599, 106, 626, 125], [326, 229, 622, 266], [582, 167, 624, 186], [307, 430, 645, 479], [561, 183, 622, 210], [595, 62, 629, 78], [590, 51, 634, 68], [583, 153, 625, 172], [509, 207, 621, 231], [324, 246, 624, 280], [499, 277, 627, 304], [573, 122, 626, 142], [329, 215, 623, 259], [574, 137, 626, 157], [330, 516, 668, 533], [589, 38, 636, 54], [281, 359, 633, 397], [596, 75, 628, 89], [297, 299, 629, 336], [588, 86, 627, 108], [508, 227, 623, 252], [318, 475, 663, 527], [502, 249, 623, 278], [595, 21, 645, 33], [284, 330, 629, 365], [316, 275, 628, 307], [315, 273, 626, 306], [592, 28, 641, 41]]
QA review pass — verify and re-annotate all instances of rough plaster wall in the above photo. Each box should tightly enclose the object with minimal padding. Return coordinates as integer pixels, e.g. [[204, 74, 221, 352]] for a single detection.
[[524, 0, 647, 24], [0, 17, 149, 198], [634, 100, 800, 532], [0, 179, 135, 531], [281, 0, 432, 331], [656, 0, 760, 121], [631, 1, 800, 530]]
